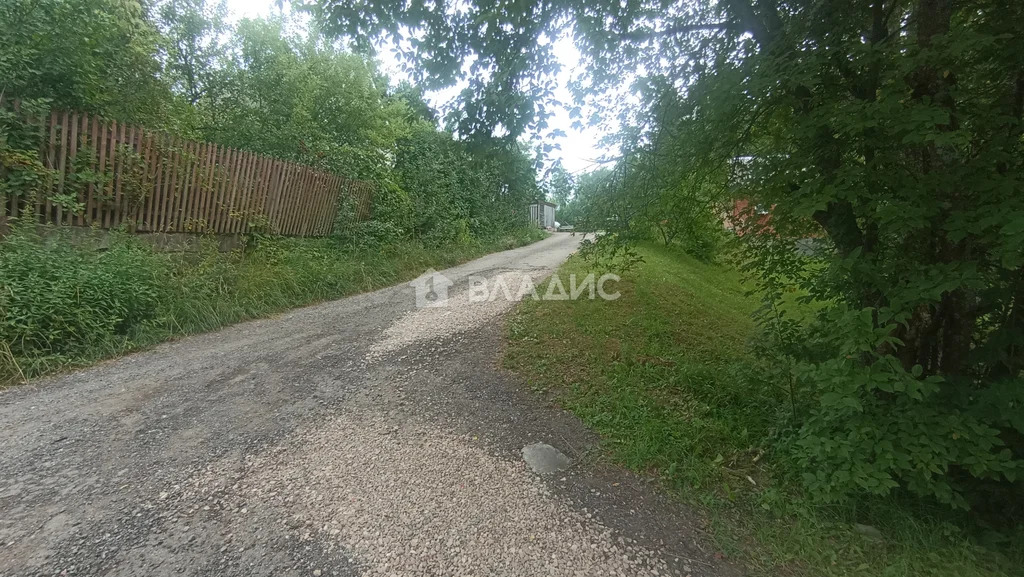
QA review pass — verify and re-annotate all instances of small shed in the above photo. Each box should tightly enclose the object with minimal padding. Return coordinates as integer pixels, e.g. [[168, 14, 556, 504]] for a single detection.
[[528, 201, 557, 229]]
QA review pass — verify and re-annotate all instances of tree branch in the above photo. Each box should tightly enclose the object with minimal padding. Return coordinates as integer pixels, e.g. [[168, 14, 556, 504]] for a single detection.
[[617, 22, 732, 43]]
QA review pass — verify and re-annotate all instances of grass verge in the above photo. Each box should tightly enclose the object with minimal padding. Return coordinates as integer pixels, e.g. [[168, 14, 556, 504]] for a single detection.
[[504, 242, 1020, 577], [0, 225, 548, 386]]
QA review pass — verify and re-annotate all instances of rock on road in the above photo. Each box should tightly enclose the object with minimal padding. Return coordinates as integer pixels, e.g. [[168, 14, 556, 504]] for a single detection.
[[0, 233, 733, 577]]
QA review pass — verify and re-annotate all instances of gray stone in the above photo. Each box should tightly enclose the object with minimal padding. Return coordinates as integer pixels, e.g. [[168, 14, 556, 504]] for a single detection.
[[522, 443, 571, 474]]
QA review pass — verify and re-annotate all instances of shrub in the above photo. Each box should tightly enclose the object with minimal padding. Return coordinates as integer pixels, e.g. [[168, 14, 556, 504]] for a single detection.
[[0, 226, 164, 377], [787, 306, 1022, 510]]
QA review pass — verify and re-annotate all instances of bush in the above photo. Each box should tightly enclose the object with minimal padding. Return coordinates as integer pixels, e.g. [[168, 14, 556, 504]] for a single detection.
[[787, 307, 1022, 510], [0, 226, 164, 378]]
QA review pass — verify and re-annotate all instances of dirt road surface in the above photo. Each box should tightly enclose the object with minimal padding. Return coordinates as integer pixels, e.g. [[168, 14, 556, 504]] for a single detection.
[[0, 233, 734, 577]]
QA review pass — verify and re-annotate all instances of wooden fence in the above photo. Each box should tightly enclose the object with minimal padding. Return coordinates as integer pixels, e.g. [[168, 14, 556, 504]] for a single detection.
[[0, 103, 372, 237]]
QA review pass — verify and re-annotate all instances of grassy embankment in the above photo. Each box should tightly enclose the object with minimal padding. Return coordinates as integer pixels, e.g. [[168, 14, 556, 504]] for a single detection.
[[505, 242, 1020, 577], [0, 225, 548, 386]]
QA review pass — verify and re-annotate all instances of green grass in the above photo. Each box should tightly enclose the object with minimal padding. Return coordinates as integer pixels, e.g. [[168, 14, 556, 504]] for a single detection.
[[504, 242, 1021, 577], [1, 225, 549, 386]]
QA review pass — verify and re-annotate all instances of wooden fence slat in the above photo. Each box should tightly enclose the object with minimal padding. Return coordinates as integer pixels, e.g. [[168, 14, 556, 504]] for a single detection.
[[26, 109, 47, 222], [92, 116, 107, 226], [265, 156, 278, 227], [163, 134, 181, 232], [322, 175, 337, 235], [152, 133, 167, 232], [132, 129, 152, 231], [67, 112, 79, 224], [170, 138, 187, 232], [301, 167, 315, 235], [267, 159, 284, 232], [324, 175, 338, 234], [277, 160, 290, 234], [244, 152, 264, 233], [167, 138, 185, 232], [147, 132, 166, 232], [253, 155, 271, 230], [140, 130, 154, 231], [293, 166, 310, 236], [308, 173, 321, 236], [199, 143, 218, 232], [213, 147, 230, 233], [280, 161, 294, 234], [311, 174, 326, 236], [108, 122, 121, 228], [190, 141, 210, 229], [167, 136, 186, 231], [65, 111, 80, 225], [244, 152, 261, 233], [303, 169, 319, 236], [111, 122, 128, 228], [244, 153, 263, 233], [226, 150, 244, 234], [81, 114, 94, 223], [140, 130, 159, 231], [234, 149, 253, 234], [75, 113, 90, 225], [239, 153, 254, 232], [107, 122, 124, 228], [100, 120, 115, 228], [310, 174, 323, 236], [327, 176, 343, 236], [211, 145, 230, 233], [126, 126, 140, 229], [196, 143, 213, 232], [320, 174, 331, 234], [184, 141, 202, 230], [128, 124, 141, 227], [159, 136, 178, 232], [176, 139, 193, 232], [55, 112, 71, 225], [320, 175, 335, 235], [330, 176, 343, 233], [213, 146, 233, 233], [228, 148, 245, 233], [263, 158, 278, 233], [282, 163, 299, 235], [189, 141, 204, 230], [43, 111, 59, 224], [173, 135, 189, 232], [220, 147, 239, 233], [234, 151, 255, 234], [173, 139, 195, 232], [298, 167, 311, 236], [328, 175, 342, 234], [291, 164, 307, 235]]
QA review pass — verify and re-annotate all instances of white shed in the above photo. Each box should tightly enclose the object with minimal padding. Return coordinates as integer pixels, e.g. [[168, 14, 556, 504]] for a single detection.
[[528, 201, 557, 229]]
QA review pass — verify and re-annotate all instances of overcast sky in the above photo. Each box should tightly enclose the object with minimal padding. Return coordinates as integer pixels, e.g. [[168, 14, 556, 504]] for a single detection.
[[222, 0, 617, 175]]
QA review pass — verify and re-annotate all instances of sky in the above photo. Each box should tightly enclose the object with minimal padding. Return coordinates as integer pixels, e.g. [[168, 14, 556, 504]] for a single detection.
[[222, 0, 617, 175]]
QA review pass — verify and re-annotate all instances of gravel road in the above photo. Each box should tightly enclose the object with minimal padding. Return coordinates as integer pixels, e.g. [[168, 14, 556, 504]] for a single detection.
[[0, 233, 735, 577]]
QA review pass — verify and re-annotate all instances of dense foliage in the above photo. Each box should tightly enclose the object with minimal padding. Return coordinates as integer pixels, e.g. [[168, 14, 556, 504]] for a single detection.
[[0, 0, 542, 245], [312, 0, 1024, 518]]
